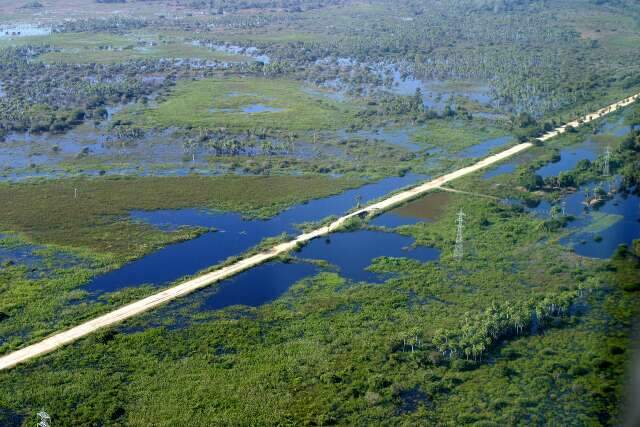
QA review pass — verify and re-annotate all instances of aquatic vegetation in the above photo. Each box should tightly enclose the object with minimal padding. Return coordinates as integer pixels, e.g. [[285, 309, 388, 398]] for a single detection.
[[0, 2, 639, 425], [124, 77, 356, 131], [0, 175, 362, 257]]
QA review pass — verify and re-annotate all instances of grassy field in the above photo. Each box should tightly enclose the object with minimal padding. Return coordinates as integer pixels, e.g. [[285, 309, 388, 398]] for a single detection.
[[0, 174, 362, 258], [123, 77, 356, 131], [412, 119, 510, 153], [0, 176, 636, 425], [0, 32, 248, 63]]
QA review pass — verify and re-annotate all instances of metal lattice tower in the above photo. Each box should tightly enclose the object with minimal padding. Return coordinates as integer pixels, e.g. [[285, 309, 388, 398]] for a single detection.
[[603, 146, 611, 177], [454, 210, 466, 261], [37, 411, 51, 427]]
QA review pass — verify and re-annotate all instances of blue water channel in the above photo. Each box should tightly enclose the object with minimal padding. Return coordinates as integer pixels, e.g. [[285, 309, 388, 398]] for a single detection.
[[85, 174, 426, 294], [483, 115, 631, 180], [197, 229, 439, 311]]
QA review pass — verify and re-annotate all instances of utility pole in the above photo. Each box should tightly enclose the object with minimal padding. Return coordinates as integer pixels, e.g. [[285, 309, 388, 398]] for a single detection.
[[37, 411, 51, 427], [454, 210, 465, 262], [561, 200, 566, 216], [74, 188, 78, 199], [603, 145, 611, 177]]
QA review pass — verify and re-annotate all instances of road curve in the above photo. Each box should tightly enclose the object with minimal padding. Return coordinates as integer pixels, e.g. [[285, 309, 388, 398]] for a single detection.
[[0, 92, 638, 371]]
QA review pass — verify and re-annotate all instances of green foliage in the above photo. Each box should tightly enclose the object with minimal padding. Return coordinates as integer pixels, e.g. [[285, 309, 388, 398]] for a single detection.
[[0, 175, 361, 257], [125, 77, 355, 131], [432, 292, 577, 362], [519, 170, 543, 190]]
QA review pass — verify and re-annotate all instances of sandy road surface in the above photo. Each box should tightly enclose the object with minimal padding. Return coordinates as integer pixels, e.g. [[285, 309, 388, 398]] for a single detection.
[[0, 92, 638, 371]]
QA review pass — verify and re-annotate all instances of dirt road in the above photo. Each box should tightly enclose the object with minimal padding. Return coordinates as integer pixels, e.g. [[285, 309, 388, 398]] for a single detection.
[[0, 92, 638, 371]]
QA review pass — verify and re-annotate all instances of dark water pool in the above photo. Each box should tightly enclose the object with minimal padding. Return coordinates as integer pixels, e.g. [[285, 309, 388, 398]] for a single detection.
[[369, 212, 422, 228], [191, 229, 438, 312], [297, 230, 440, 283], [84, 174, 425, 294], [200, 261, 318, 310], [535, 142, 600, 178], [0, 236, 90, 279], [561, 190, 640, 258]]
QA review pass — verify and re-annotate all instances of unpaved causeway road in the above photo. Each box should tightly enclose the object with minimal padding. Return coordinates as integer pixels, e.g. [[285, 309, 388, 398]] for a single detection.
[[1, 92, 638, 371]]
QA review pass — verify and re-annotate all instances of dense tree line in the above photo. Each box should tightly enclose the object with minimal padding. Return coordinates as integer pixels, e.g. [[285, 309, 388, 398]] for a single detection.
[[431, 291, 578, 362]]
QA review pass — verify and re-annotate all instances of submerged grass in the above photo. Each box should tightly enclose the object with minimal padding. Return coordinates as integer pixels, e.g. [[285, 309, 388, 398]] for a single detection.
[[0, 174, 362, 257], [1, 32, 248, 63], [1, 184, 636, 426], [412, 119, 509, 153]]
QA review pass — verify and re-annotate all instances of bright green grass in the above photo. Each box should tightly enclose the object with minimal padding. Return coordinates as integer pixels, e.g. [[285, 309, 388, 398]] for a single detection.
[[412, 119, 509, 153], [0, 32, 248, 63], [124, 77, 356, 131]]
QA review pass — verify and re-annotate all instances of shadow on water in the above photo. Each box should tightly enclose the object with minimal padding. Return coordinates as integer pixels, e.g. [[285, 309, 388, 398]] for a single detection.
[[84, 174, 426, 295]]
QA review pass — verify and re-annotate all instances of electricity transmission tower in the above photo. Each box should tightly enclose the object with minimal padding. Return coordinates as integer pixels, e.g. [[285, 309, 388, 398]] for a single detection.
[[454, 210, 466, 261], [37, 411, 51, 427], [603, 146, 611, 177]]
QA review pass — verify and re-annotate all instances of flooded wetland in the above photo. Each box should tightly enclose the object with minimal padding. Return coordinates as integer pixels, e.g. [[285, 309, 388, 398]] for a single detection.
[[0, 1, 639, 426]]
